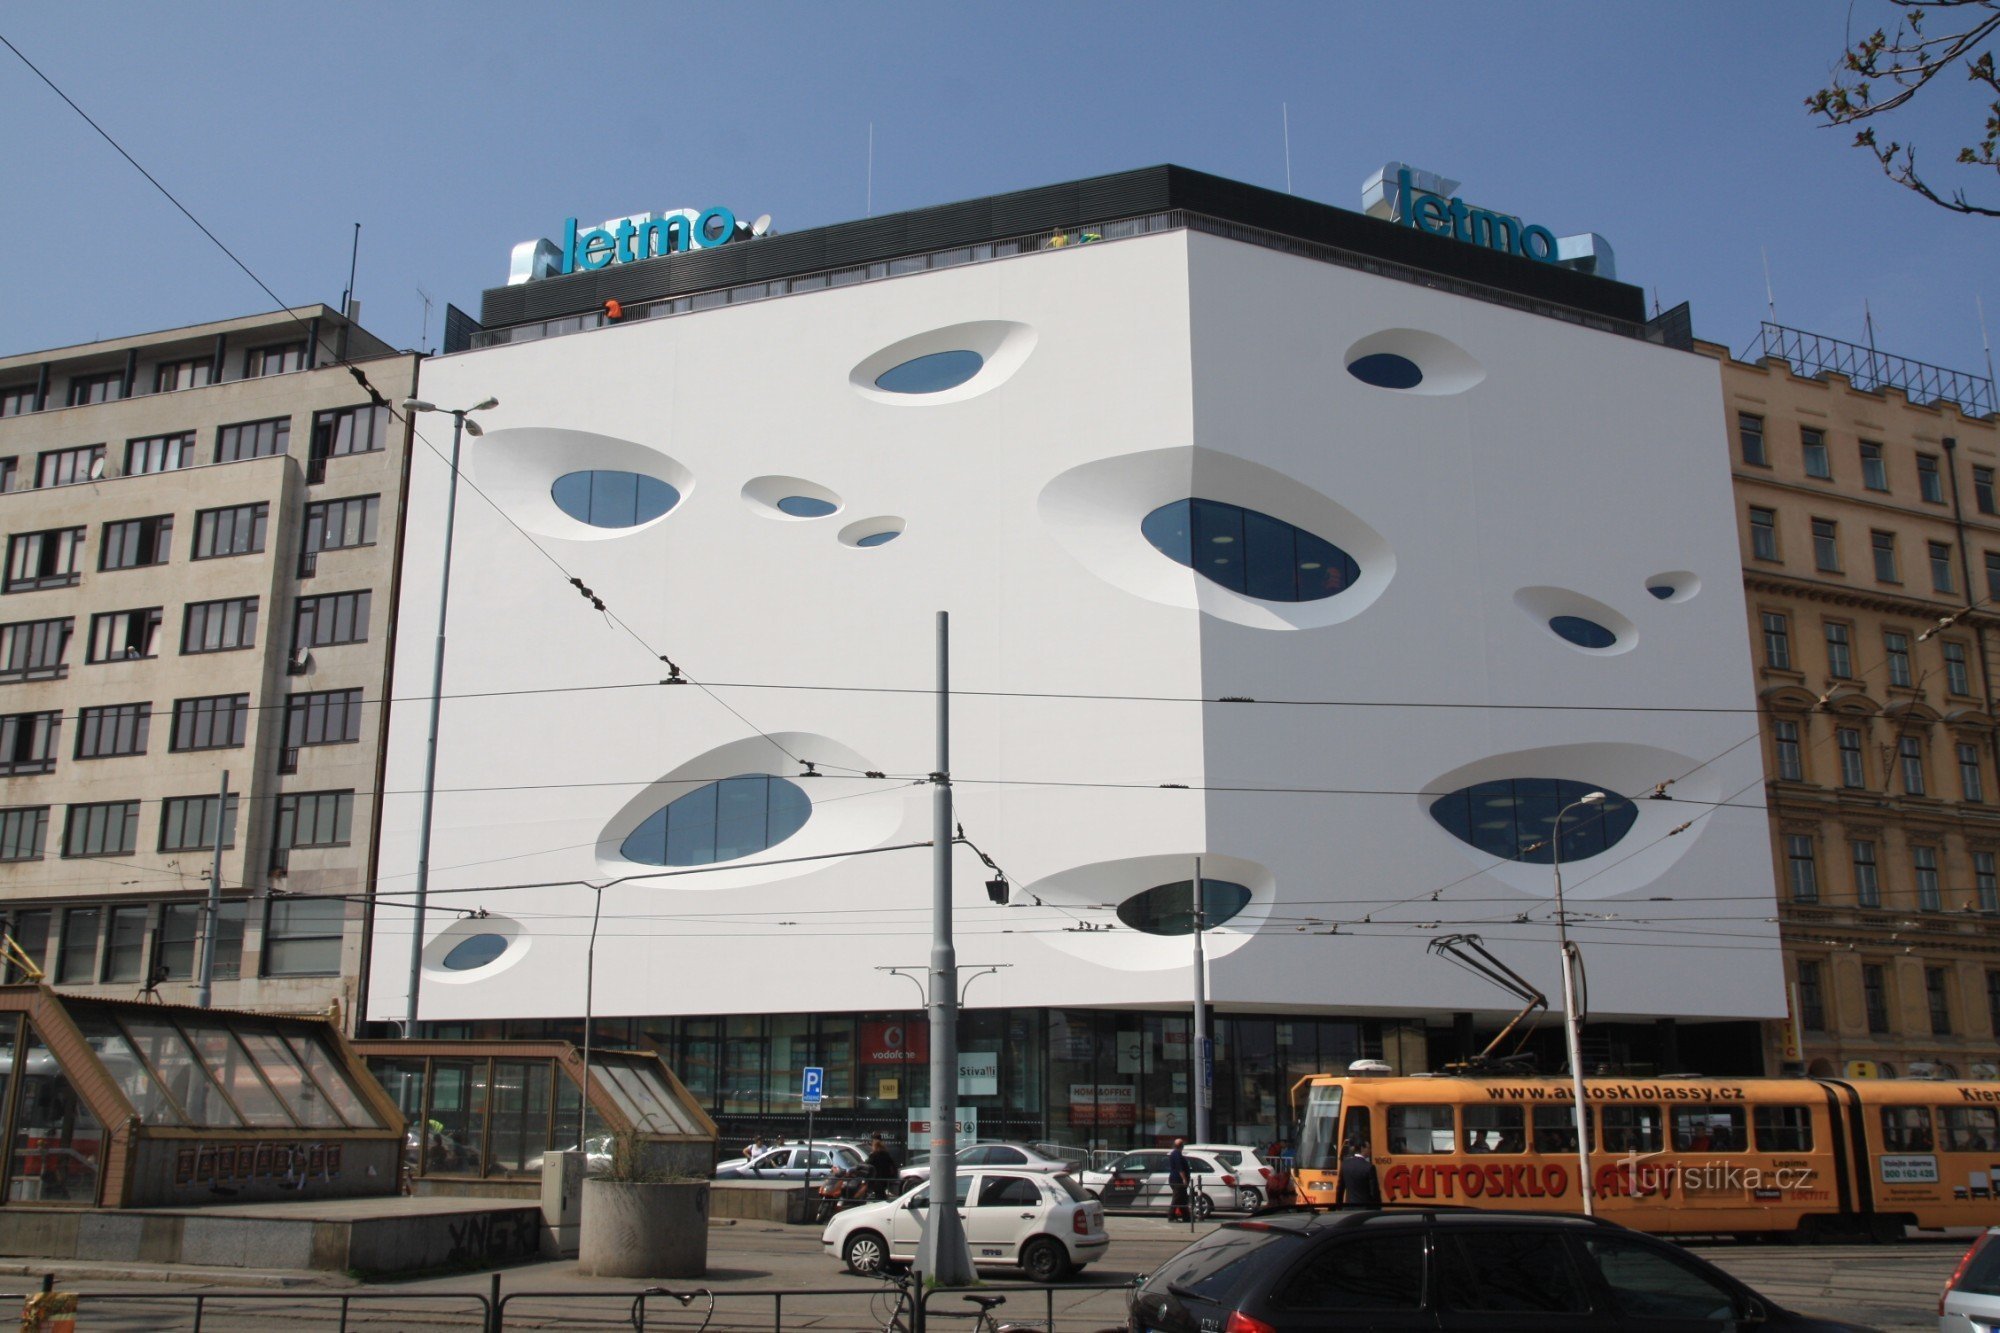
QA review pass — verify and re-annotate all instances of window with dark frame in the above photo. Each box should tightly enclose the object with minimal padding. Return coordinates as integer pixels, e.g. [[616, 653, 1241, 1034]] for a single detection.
[[4, 527, 86, 592], [36, 444, 104, 488], [292, 590, 370, 651], [1797, 960, 1826, 1031], [1944, 641, 1972, 695], [1919, 454, 1945, 503], [169, 694, 249, 751], [124, 432, 195, 475], [158, 793, 238, 853], [1960, 742, 1986, 802], [100, 515, 172, 570], [302, 495, 379, 553], [1786, 833, 1818, 902], [0, 385, 35, 418], [181, 597, 258, 654], [2, 909, 48, 981], [1811, 518, 1840, 572], [1824, 622, 1853, 678], [0, 711, 60, 776], [155, 904, 202, 981], [1853, 839, 1881, 906], [56, 906, 99, 982], [1863, 963, 1890, 1033], [286, 689, 363, 748], [0, 457, 13, 492], [74, 702, 149, 760], [1749, 507, 1778, 561], [85, 607, 162, 663], [66, 371, 123, 407], [245, 343, 305, 377], [1978, 466, 1997, 515], [103, 905, 147, 983], [0, 807, 48, 862], [62, 800, 139, 857], [214, 417, 289, 463], [1914, 844, 1942, 909], [1885, 631, 1913, 686], [1761, 612, 1792, 670], [1989, 970, 2000, 1036], [1801, 427, 1831, 479], [309, 405, 391, 459], [192, 503, 269, 559], [275, 790, 353, 850], [1928, 967, 1952, 1035], [1737, 413, 1767, 466], [262, 898, 345, 976], [1901, 736, 1927, 796], [152, 358, 213, 394], [0, 617, 73, 681], [1860, 441, 1888, 491], [1988, 552, 2000, 602], [1978, 851, 1999, 912], [1837, 727, 1865, 788], [1931, 540, 1955, 593], [1872, 530, 1899, 582], [1773, 719, 1803, 781]]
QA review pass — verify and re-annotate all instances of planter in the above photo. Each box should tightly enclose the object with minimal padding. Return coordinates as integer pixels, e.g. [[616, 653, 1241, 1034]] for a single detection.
[[579, 1178, 710, 1278]]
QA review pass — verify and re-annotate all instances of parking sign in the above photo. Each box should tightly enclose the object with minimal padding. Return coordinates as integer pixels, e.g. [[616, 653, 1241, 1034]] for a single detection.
[[801, 1066, 825, 1105]]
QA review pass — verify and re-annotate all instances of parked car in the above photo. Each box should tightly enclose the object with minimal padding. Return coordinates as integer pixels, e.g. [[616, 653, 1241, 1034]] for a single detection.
[[900, 1141, 1073, 1189], [1079, 1147, 1244, 1218], [823, 1168, 1107, 1282], [714, 1141, 864, 1181], [1941, 1227, 2000, 1331], [1184, 1143, 1282, 1210], [1129, 1206, 1882, 1332]]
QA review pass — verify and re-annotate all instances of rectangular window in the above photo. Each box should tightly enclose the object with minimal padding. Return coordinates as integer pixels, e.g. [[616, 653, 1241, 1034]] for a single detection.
[[123, 432, 194, 475], [1990, 971, 2000, 1036], [158, 793, 238, 852], [181, 597, 258, 654], [1873, 531, 1899, 582], [85, 607, 161, 663], [1988, 552, 2000, 602], [275, 790, 354, 850], [210, 901, 246, 982], [286, 689, 363, 748], [1931, 541, 1956, 594], [0, 617, 73, 681], [1761, 612, 1792, 670], [1943, 1107, 2000, 1152], [1901, 735, 1927, 795], [1386, 1104, 1456, 1154], [0, 457, 13, 492], [62, 800, 139, 857], [1978, 466, 1997, 516], [74, 703, 149, 760], [191, 502, 268, 559], [1801, 427, 1830, 479], [1750, 507, 1778, 561], [1928, 967, 1952, 1035], [1811, 518, 1840, 572], [1737, 413, 1767, 466], [1853, 839, 1880, 907], [310, 405, 391, 458], [35, 444, 104, 488], [1600, 1105, 1664, 1155], [302, 495, 379, 553], [99, 515, 172, 571], [215, 417, 289, 463], [1786, 834, 1819, 902], [1863, 963, 1890, 1033], [293, 590, 370, 651], [103, 905, 147, 983], [1978, 850, 1999, 913], [1824, 623, 1853, 678], [0, 385, 35, 417], [152, 357, 212, 394], [1944, 642, 1972, 696], [1773, 719, 1803, 781], [169, 694, 249, 751], [262, 898, 346, 976], [56, 907, 99, 983], [1797, 960, 1826, 1032], [0, 711, 59, 776], [3, 909, 48, 981], [245, 343, 305, 378], [1754, 1106, 1814, 1153], [1837, 727, 1866, 788], [1860, 441, 1888, 491], [66, 371, 122, 407], [1885, 631, 1913, 687], [1915, 844, 1942, 909], [0, 807, 49, 862], [1961, 743, 1986, 802], [156, 904, 201, 981], [4, 527, 86, 592], [1919, 453, 1944, 503], [1881, 1106, 1931, 1152]]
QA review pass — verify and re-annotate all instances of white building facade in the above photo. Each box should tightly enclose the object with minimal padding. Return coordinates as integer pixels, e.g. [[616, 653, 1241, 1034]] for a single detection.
[[366, 168, 1783, 1148]]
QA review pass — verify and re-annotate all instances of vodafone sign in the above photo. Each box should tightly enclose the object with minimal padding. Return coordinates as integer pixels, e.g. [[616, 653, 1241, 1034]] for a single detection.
[[862, 1022, 928, 1064]]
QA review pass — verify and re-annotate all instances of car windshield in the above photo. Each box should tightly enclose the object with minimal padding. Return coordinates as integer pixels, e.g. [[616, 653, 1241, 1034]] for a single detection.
[[1050, 1173, 1088, 1202], [1148, 1224, 1299, 1301]]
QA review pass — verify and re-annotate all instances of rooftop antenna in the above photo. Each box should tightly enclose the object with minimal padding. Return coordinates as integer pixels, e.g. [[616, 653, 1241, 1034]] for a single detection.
[[1978, 292, 1996, 389], [1282, 103, 1292, 194], [866, 122, 874, 218], [1864, 299, 1881, 391], [340, 222, 360, 318], [1761, 245, 1777, 325], [417, 286, 435, 351]]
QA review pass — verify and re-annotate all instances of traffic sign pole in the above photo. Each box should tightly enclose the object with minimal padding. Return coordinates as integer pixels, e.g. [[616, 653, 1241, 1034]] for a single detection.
[[802, 1066, 825, 1180]]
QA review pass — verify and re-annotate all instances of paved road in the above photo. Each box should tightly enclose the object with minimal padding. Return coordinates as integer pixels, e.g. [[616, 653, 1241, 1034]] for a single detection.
[[0, 1214, 1972, 1329]]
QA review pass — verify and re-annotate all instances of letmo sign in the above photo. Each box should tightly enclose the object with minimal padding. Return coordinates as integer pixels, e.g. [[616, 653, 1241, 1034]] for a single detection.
[[507, 205, 766, 285], [1390, 165, 1559, 264]]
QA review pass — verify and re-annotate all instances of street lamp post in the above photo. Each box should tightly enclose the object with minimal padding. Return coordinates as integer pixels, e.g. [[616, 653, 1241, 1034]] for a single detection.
[[400, 397, 496, 1037], [1551, 789, 1605, 1216]]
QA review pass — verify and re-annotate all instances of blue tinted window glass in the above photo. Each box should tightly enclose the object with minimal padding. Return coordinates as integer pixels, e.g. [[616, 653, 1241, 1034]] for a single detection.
[[441, 933, 508, 971], [855, 530, 900, 548], [1428, 779, 1637, 864], [1116, 879, 1253, 936], [1142, 499, 1359, 604], [874, 350, 984, 394], [1550, 615, 1618, 649], [777, 496, 837, 518], [1646, 585, 1674, 600], [551, 470, 679, 528], [1348, 353, 1424, 390], [620, 774, 812, 867]]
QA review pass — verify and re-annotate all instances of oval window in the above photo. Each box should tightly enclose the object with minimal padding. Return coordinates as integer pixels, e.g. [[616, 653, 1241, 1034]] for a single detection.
[[1428, 779, 1637, 864], [776, 495, 837, 518], [855, 530, 899, 548], [551, 470, 680, 528], [1645, 585, 1674, 601], [1115, 879, 1252, 936], [1549, 615, 1618, 649], [1346, 352, 1424, 390], [874, 350, 983, 395], [441, 933, 509, 971], [620, 774, 812, 866], [1142, 499, 1360, 602]]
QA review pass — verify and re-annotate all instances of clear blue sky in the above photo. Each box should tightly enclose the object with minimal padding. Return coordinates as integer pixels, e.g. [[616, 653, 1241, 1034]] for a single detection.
[[3, 2, 1995, 380]]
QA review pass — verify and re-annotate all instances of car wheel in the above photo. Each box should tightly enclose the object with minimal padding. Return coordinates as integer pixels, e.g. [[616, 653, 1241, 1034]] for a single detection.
[[1192, 1191, 1214, 1221], [844, 1229, 890, 1275], [1236, 1186, 1263, 1211], [1020, 1236, 1068, 1283]]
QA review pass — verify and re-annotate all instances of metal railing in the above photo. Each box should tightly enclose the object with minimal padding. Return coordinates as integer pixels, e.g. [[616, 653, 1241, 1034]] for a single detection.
[[1741, 321, 1996, 419], [6, 1287, 493, 1331]]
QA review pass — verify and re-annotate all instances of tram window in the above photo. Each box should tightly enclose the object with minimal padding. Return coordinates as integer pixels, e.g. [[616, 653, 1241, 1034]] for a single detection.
[[1753, 1105, 1814, 1154], [1533, 1104, 1593, 1153], [1881, 1107, 1934, 1153], [1340, 1105, 1372, 1158], [1463, 1104, 1526, 1153], [1941, 1107, 1999, 1152], [1672, 1106, 1746, 1152], [1600, 1106, 1663, 1155], [1387, 1104, 1456, 1154]]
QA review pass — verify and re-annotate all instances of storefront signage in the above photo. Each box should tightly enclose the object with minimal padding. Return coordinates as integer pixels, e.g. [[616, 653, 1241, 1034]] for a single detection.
[[561, 207, 739, 274], [959, 1052, 998, 1097], [1068, 1083, 1135, 1127], [862, 1022, 927, 1064], [1392, 166, 1559, 265], [907, 1107, 976, 1151]]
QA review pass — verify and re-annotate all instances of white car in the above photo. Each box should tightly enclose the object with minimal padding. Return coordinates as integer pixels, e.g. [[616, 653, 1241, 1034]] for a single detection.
[[1184, 1143, 1283, 1210], [1941, 1227, 2000, 1331], [1078, 1147, 1245, 1218], [899, 1141, 1073, 1189], [822, 1168, 1107, 1282], [714, 1141, 864, 1181]]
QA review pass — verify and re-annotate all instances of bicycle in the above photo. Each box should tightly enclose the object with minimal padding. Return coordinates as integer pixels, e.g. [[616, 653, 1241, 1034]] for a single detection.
[[870, 1267, 1043, 1333], [632, 1285, 714, 1332]]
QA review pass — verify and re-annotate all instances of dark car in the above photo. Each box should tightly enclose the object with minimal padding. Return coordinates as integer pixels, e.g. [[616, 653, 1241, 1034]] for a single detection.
[[1128, 1207, 1883, 1332]]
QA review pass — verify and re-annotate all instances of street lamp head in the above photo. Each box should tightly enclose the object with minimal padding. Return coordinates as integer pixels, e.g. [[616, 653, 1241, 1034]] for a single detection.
[[402, 398, 435, 413], [470, 397, 499, 412], [462, 419, 484, 437], [1580, 790, 1606, 805]]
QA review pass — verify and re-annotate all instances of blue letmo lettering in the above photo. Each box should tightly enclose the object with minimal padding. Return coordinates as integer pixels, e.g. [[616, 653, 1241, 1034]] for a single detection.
[[1395, 167, 1557, 264]]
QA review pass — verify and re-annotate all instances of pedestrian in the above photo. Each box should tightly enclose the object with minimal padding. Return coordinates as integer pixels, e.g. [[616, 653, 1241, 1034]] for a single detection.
[[1334, 1138, 1380, 1208], [865, 1135, 900, 1200], [1166, 1137, 1192, 1222], [746, 1133, 769, 1160]]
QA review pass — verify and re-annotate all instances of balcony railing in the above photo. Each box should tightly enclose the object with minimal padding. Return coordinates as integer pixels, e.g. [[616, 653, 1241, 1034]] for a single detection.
[[1742, 322, 1996, 419]]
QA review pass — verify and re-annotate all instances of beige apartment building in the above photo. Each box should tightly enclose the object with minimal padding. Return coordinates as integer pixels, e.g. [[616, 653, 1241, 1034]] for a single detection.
[[0, 306, 417, 1021], [1710, 332, 2000, 1079]]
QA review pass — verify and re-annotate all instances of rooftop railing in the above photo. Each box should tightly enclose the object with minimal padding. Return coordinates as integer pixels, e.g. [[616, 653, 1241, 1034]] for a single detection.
[[1742, 321, 1996, 419]]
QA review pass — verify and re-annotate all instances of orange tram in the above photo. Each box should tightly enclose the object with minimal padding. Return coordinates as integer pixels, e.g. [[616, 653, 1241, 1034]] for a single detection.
[[1290, 1071, 2000, 1240]]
